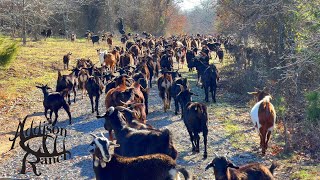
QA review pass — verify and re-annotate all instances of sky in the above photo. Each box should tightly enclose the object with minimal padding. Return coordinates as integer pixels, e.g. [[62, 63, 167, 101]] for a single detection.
[[178, 0, 202, 11]]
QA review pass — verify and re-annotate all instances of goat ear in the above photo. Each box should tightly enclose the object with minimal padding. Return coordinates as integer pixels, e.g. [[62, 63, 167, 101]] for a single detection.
[[190, 92, 198, 96], [227, 162, 239, 169], [247, 92, 258, 95], [96, 113, 107, 119], [58, 71, 62, 79], [109, 141, 120, 147], [36, 86, 42, 89], [205, 162, 214, 171]]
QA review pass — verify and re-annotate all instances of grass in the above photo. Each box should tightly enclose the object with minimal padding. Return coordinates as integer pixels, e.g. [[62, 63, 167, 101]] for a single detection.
[[0, 38, 114, 110], [0, 38, 117, 156], [291, 165, 320, 180]]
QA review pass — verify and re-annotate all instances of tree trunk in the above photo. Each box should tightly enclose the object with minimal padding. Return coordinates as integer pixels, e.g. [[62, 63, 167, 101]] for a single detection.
[[22, 0, 27, 45], [283, 116, 291, 153]]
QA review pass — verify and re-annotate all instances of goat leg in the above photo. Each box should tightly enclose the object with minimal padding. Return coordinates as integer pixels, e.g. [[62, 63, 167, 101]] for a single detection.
[[89, 96, 94, 113], [52, 110, 58, 126], [195, 133, 200, 153], [187, 130, 196, 152], [67, 93, 71, 105], [265, 131, 272, 150], [63, 103, 72, 124], [205, 87, 209, 102], [95, 95, 99, 115], [203, 131, 208, 159], [174, 99, 179, 115], [49, 110, 53, 122], [73, 87, 76, 103], [44, 108, 49, 121]]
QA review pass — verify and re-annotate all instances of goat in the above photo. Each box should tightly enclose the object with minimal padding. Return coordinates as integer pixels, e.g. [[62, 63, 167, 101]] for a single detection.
[[170, 77, 189, 116], [119, 52, 134, 68], [89, 133, 190, 180], [177, 89, 208, 158], [202, 64, 219, 102], [56, 69, 79, 105], [63, 52, 72, 70], [97, 107, 178, 160], [157, 72, 173, 112], [129, 44, 141, 64], [71, 34, 76, 42], [109, 106, 152, 130], [216, 47, 224, 63], [160, 51, 174, 71], [36, 84, 71, 126], [186, 48, 197, 72], [205, 156, 277, 180], [107, 36, 113, 50], [86, 75, 104, 115], [91, 35, 100, 45], [175, 46, 186, 69], [248, 89, 276, 155], [104, 75, 135, 140], [78, 68, 89, 99]]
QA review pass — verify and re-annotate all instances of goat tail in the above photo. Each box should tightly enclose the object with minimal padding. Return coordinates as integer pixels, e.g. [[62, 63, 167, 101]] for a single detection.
[[177, 168, 191, 180], [269, 161, 278, 175]]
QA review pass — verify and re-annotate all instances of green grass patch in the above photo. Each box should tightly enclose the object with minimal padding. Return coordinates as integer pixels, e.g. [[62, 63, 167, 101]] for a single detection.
[[223, 119, 248, 149], [291, 165, 320, 180]]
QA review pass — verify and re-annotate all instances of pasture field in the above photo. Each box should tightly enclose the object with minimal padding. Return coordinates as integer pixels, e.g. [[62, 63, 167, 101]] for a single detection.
[[0, 38, 319, 179]]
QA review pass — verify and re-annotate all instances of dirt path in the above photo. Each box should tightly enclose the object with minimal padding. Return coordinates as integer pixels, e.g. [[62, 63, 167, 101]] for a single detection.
[[0, 61, 292, 179]]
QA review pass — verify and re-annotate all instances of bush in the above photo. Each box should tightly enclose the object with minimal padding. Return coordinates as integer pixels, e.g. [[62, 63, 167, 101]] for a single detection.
[[0, 37, 18, 67]]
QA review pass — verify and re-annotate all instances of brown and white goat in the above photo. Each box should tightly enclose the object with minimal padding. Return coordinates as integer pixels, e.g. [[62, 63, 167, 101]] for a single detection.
[[157, 72, 173, 112], [248, 89, 276, 155]]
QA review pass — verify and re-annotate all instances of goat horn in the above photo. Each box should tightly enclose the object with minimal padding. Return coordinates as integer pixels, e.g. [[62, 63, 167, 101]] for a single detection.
[[90, 133, 98, 138], [100, 132, 106, 138]]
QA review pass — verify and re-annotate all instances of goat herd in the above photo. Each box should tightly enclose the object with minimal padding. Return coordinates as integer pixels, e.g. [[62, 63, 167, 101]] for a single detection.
[[35, 33, 277, 180]]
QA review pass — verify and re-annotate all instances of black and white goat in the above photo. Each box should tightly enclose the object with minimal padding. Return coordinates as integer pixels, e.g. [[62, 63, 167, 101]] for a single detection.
[[89, 133, 190, 180]]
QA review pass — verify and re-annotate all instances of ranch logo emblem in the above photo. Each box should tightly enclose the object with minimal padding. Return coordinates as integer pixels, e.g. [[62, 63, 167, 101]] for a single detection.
[[9, 115, 71, 176]]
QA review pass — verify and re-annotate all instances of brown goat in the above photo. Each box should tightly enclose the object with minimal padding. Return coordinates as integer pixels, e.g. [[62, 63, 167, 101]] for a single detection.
[[205, 156, 277, 180], [104, 53, 117, 72], [248, 89, 276, 155]]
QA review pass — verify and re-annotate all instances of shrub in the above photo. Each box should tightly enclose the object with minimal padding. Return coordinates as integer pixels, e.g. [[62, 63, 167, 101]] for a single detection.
[[0, 37, 18, 67], [305, 91, 320, 122]]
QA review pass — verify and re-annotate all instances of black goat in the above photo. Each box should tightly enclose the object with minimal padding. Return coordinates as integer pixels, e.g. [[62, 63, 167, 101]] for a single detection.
[[89, 133, 190, 180], [86, 76, 104, 115], [177, 89, 208, 158], [36, 84, 71, 126], [205, 156, 277, 180], [91, 35, 100, 45], [63, 52, 72, 70], [170, 77, 189, 116], [56, 69, 79, 105], [97, 107, 178, 160], [202, 64, 219, 102]]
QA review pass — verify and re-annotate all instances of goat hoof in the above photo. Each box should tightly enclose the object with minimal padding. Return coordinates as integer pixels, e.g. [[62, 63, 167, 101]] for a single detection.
[[196, 149, 200, 153], [192, 148, 196, 152], [203, 153, 207, 159]]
